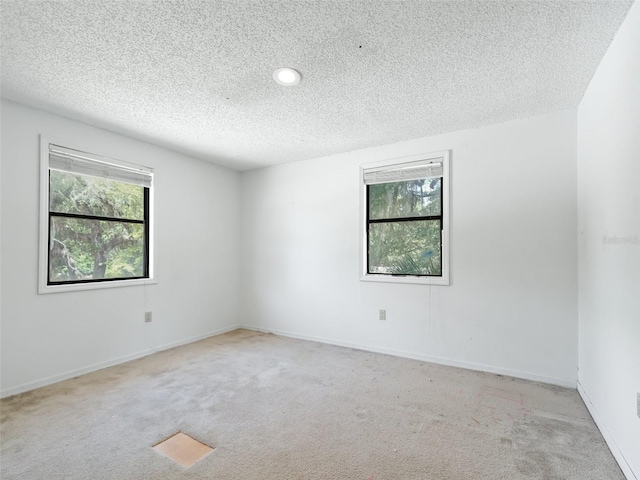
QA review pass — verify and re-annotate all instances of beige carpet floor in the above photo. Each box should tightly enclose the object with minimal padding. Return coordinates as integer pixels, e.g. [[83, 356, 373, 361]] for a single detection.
[[0, 329, 624, 479]]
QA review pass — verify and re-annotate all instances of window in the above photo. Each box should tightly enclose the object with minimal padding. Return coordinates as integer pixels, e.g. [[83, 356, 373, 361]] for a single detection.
[[360, 151, 450, 285], [39, 137, 154, 293]]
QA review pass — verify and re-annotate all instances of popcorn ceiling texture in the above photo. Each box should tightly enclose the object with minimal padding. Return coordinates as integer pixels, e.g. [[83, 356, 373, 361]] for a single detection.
[[0, 0, 633, 170]]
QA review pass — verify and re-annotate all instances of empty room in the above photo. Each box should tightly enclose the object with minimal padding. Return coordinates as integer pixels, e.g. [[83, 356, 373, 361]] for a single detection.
[[1, 1, 638, 479]]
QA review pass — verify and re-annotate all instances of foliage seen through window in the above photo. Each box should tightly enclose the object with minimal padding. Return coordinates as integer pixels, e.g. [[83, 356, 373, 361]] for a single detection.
[[48, 170, 148, 283], [367, 177, 442, 276]]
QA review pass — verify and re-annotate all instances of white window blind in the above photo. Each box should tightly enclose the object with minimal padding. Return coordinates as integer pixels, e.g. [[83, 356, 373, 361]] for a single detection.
[[48, 144, 153, 188], [363, 161, 443, 185]]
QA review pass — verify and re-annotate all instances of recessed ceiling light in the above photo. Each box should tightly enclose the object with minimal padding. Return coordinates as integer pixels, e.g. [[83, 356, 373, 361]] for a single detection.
[[273, 67, 301, 86]]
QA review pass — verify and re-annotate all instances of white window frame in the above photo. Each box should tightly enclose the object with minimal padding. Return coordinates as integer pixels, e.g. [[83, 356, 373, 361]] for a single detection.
[[360, 150, 450, 285], [38, 135, 156, 294]]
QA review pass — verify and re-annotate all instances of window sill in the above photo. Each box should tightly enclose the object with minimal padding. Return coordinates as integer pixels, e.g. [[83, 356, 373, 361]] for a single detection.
[[360, 273, 449, 286], [38, 277, 157, 295]]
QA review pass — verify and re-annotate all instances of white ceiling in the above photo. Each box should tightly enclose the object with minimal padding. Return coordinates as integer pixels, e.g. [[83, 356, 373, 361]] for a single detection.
[[1, 1, 633, 171]]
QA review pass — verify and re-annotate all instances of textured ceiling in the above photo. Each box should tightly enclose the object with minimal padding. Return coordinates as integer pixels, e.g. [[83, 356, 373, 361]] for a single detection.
[[1, 1, 633, 170]]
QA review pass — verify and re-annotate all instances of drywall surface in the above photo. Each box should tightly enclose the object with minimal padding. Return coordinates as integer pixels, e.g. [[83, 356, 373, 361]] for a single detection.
[[0, 100, 241, 396], [240, 110, 578, 386], [577, 2, 640, 478]]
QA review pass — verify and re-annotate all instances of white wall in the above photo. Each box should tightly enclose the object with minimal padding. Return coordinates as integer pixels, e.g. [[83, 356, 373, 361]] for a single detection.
[[577, 2, 640, 478], [240, 110, 578, 387], [0, 100, 241, 396]]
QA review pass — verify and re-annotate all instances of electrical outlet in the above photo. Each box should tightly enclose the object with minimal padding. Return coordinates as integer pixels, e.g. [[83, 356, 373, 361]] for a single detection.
[[145, 311, 152, 323], [379, 309, 386, 321], [637, 392, 640, 419]]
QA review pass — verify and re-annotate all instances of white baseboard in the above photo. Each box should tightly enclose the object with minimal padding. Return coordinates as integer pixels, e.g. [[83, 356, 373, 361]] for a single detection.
[[577, 381, 637, 480], [0, 324, 239, 399], [240, 324, 577, 389], [2, 322, 578, 398]]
